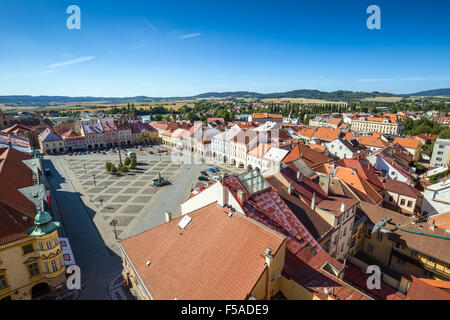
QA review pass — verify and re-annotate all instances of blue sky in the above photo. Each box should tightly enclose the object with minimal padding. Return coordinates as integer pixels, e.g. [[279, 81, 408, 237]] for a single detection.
[[1, 0, 449, 97]]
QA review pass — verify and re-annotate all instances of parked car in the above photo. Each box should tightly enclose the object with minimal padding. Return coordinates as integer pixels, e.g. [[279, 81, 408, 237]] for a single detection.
[[198, 176, 209, 182], [44, 168, 52, 176], [199, 186, 206, 191], [208, 168, 218, 173], [201, 171, 209, 176], [68, 153, 73, 156]]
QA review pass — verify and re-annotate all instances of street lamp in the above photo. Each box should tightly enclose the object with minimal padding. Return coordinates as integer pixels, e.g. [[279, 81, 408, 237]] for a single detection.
[[92, 174, 96, 186], [110, 219, 118, 239], [83, 164, 87, 175], [118, 147, 123, 166]]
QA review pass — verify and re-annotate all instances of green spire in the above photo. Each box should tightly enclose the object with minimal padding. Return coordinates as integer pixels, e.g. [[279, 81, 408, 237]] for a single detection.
[[29, 206, 60, 236]]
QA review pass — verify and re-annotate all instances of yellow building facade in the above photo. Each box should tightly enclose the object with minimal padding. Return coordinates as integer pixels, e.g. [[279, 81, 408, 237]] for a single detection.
[[350, 219, 450, 285], [0, 211, 66, 300]]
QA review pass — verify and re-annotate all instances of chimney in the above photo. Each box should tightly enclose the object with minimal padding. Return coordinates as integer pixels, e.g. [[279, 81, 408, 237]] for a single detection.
[[288, 182, 294, 195], [311, 192, 316, 210], [296, 170, 303, 182], [165, 211, 172, 222], [265, 248, 274, 266], [430, 221, 435, 231], [237, 190, 247, 203], [340, 202, 346, 213]]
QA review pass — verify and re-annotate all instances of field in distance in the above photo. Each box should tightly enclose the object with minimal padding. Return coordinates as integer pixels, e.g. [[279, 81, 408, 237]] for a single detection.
[[262, 97, 347, 105]]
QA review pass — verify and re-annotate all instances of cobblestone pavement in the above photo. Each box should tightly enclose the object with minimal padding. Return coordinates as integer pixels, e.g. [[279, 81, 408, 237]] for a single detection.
[[108, 273, 135, 300], [62, 157, 182, 240]]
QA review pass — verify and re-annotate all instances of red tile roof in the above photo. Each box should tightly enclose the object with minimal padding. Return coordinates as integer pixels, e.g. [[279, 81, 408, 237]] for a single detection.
[[357, 135, 389, 148], [393, 137, 420, 150], [343, 263, 406, 300], [428, 212, 450, 230], [282, 143, 332, 168], [119, 202, 285, 300], [327, 118, 343, 125], [323, 164, 383, 205], [336, 158, 384, 191], [404, 275, 450, 300], [223, 174, 371, 300], [295, 127, 316, 138], [0, 148, 36, 246], [312, 127, 341, 141], [383, 178, 420, 198]]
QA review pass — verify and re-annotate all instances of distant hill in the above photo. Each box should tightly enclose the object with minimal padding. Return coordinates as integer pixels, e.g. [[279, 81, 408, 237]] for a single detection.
[[407, 88, 450, 97], [188, 89, 398, 101], [0, 88, 438, 106]]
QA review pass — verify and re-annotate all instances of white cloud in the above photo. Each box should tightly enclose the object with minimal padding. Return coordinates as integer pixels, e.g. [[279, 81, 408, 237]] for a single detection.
[[142, 17, 157, 31], [180, 32, 201, 39], [49, 56, 94, 69]]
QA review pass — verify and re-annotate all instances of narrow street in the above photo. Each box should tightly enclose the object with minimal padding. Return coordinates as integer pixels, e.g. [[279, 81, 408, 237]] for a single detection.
[[44, 158, 124, 300]]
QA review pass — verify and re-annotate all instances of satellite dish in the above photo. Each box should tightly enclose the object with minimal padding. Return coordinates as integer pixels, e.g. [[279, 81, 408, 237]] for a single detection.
[[372, 218, 392, 235]]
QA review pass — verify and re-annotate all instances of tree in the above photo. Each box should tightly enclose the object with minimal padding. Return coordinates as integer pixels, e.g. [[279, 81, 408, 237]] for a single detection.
[[124, 157, 131, 166], [105, 161, 112, 172], [110, 164, 117, 173], [121, 164, 129, 172], [130, 158, 137, 169]]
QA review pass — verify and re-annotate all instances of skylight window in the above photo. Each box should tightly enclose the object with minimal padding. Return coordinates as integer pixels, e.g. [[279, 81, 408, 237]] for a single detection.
[[178, 215, 192, 230]]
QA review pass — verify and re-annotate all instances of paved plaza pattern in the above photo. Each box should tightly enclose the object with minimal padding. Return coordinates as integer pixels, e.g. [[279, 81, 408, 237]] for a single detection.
[[62, 157, 182, 240]]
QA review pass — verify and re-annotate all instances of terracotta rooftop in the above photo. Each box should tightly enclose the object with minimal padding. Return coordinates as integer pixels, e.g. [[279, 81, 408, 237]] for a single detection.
[[38, 128, 62, 142], [308, 144, 327, 153], [1, 123, 33, 134], [393, 137, 421, 150], [0, 148, 36, 246], [343, 263, 406, 300], [223, 173, 371, 300], [129, 122, 155, 134], [336, 158, 384, 191], [322, 164, 383, 205], [327, 118, 343, 125], [404, 274, 450, 300], [428, 212, 450, 230], [312, 127, 341, 142], [295, 127, 316, 138], [119, 202, 285, 300], [383, 178, 420, 198], [359, 202, 450, 264], [266, 176, 333, 241], [344, 132, 355, 140], [282, 143, 332, 168], [99, 118, 117, 132], [357, 135, 389, 148]]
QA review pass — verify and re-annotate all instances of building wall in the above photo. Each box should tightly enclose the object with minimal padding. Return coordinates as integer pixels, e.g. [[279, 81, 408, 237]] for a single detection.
[[0, 230, 66, 300], [250, 241, 285, 300], [355, 222, 450, 282], [326, 140, 355, 159], [351, 120, 401, 135], [40, 140, 66, 154], [382, 191, 416, 214], [430, 139, 450, 167], [421, 186, 450, 216]]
